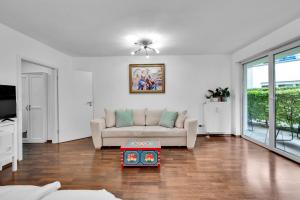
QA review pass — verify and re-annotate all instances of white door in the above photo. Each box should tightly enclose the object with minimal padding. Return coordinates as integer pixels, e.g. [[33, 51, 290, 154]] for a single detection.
[[58, 70, 93, 142], [22, 73, 48, 143], [29, 74, 47, 143], [21, 75, 29, 139]]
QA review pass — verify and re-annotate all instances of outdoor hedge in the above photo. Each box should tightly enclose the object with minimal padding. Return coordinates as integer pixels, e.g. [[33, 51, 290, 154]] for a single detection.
[[247, 87, 300, 130]]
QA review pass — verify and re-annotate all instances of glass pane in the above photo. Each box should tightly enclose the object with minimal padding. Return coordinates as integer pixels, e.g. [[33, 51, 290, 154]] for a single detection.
[[244, 57, 269, 144], [275, 46, 300, 157]]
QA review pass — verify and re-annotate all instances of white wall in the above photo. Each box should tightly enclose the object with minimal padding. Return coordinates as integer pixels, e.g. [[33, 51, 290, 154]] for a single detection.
[[0, 22, 79, 159], [0, 23, 72, 86], [73, 55, 232, 130], [231, 16, 300, 135]]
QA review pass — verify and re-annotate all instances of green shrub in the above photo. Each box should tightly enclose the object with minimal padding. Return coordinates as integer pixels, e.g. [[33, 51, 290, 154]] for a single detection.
[[247, 87, 300, 130]]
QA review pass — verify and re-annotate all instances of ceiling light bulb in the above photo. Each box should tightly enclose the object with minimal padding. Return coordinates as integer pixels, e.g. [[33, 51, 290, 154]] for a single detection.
[[155, 49, 160, 54], [131, 52, 135, 55], [146, 55, 150, 59]]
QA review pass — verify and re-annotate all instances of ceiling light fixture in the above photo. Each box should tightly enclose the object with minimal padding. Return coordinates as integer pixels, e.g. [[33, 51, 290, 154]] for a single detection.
[[130, 39, 159, 58]]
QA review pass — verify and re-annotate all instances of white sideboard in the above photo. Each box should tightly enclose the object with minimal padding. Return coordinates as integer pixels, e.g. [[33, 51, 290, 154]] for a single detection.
[[0, 120, 17, 171], [203, 102, 231, 134]]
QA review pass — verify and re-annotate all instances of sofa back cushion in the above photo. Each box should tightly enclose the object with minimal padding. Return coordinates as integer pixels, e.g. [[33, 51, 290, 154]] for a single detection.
[[116, 109, 134, 128], [175, 110, 188, 128], [159, 111, 178, 128], [104, 109, 115, 128], [146, 109, 164, 126], [133, 109, 146, 126]]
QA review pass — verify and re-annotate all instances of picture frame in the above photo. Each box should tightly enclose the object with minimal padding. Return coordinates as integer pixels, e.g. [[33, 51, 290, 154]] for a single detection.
[[129, 64, 165, 94]]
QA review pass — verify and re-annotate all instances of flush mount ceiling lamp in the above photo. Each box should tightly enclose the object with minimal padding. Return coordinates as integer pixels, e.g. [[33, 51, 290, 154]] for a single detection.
[[130, 39, 159, 58]]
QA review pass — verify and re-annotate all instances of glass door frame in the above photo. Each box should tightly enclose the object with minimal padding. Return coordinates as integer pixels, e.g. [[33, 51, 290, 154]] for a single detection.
[[242, 54, 270, 150], [242, 40, 300, 163]]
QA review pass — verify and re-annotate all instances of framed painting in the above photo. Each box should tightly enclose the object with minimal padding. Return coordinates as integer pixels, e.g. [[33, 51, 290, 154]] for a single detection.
[[129, 64, 165, 94]]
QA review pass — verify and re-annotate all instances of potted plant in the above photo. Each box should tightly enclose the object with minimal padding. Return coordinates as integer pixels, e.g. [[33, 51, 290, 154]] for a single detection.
[[205, 88, 221, 102], [220, 87, 230, 102], [205, 87, 230, 102]]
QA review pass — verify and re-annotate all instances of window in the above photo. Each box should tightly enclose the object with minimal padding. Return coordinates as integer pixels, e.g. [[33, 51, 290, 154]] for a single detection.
[[242, 41, 300, 163]]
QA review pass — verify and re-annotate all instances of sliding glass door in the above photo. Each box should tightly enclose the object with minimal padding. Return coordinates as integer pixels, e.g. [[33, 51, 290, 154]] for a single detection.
[[243, 41, 300, 163], [274, 46, 300, 157], [244, 57, 269, 145]]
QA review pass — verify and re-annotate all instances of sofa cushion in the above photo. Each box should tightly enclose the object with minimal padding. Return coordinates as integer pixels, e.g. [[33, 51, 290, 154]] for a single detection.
[[159, 111, 178, 128], [104, 109, 115, 128], [116, 109, 134, 128], [145, 109, 164, 126], [175, 110, 188, 128], [133, 109, 146, 126], [102, 126, 186, 138]]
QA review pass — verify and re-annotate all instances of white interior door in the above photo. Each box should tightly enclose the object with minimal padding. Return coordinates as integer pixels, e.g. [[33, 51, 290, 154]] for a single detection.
[[22, 73, 48, 143], [58, 70, 93, 142], [29, 74, 47, 143]]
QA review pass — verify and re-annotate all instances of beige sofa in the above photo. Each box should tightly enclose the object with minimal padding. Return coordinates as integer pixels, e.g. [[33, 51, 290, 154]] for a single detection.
[[90, 109, 198, 149]]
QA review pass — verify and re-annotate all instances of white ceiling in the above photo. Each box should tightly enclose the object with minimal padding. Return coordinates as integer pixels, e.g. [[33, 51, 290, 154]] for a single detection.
[[0, 0, 300, 57]]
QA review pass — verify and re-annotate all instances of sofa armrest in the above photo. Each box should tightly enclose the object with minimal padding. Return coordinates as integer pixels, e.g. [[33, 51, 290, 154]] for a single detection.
[[184, 118, 198, 149], [90, 118, 106, 149]]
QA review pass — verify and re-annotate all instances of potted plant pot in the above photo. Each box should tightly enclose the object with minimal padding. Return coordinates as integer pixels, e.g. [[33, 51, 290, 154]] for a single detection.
[[212, 97, 219, 102]]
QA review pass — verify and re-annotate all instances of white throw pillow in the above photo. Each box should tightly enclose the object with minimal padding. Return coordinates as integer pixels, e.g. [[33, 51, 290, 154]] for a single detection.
[[105, 109, 115, 128], [133, 109, 146, 126], [175, 110, 188, 128], [146, 109, 164, 126]]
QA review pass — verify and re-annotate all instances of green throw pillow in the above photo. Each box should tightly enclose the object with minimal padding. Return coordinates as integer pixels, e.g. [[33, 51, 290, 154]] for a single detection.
[[116, 109, 134, 128], [159, 111, 178, 128]]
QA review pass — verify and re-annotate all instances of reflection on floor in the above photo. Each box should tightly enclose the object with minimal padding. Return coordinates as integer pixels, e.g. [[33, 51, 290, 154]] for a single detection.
[[245, 125, 300, 157], [1, 137, 300, 200]]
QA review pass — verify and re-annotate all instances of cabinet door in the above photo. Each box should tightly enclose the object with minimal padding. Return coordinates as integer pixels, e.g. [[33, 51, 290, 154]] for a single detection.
[[123, 151, 139, 165], [28, 74, 47, 143], [204, 102, 231, 133], [216, 103, 231, 133], [0, 125, 13, 154], [141, 151, 158, 166], [204, 103, 220, 133], [0, 125, 14, 166]]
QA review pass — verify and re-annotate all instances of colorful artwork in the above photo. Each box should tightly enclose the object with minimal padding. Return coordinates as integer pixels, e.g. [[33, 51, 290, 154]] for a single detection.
[[127, 153, 137, 162], [144, 153, 155, 162], [129, 64, 165, 93], [123, 151, 139, 165], [141, 151, 158, 165]]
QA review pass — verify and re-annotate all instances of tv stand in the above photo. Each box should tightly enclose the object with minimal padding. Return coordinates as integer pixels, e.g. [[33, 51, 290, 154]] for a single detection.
[[1, 118, 15, 122]]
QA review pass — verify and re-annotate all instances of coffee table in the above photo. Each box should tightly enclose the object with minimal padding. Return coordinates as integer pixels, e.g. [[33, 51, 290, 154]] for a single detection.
[[120, 141, 161, 168]]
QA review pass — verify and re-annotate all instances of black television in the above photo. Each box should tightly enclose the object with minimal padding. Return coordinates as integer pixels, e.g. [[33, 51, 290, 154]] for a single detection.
[[0, 85, 17, 122]]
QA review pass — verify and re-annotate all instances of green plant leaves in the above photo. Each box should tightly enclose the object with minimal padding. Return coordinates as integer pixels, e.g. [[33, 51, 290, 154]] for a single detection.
[[247, 87, 300, 131]]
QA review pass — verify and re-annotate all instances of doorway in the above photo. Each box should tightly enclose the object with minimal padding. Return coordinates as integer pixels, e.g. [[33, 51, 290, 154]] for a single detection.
[[242, 40, 300, 163], [21, 60, 58, 144], [17, 57, 93, 160]]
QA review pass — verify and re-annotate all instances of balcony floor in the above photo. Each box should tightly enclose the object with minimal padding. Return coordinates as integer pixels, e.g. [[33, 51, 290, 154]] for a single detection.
[[245, 126, 300, 157]]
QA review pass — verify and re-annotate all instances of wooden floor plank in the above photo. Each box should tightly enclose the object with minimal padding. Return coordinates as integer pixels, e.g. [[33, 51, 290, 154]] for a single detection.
[[1, 137, 300, 200]]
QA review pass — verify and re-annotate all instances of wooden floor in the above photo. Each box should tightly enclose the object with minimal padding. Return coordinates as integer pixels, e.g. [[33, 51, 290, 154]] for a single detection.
[[1, 137, 300, 200]]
